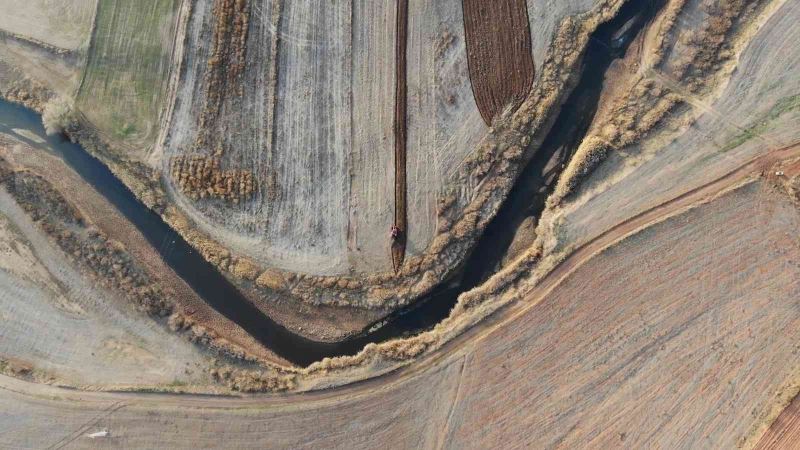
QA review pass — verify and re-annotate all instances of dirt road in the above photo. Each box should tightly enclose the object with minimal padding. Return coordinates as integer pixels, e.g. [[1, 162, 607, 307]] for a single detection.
[[3, 143, 799, 448]]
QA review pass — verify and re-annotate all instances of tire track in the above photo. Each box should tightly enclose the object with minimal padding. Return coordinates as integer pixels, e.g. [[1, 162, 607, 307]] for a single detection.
[[392, 0, 408, 272]]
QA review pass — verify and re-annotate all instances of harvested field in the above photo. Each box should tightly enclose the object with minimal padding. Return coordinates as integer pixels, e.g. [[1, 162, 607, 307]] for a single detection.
[[0, 0, 96, 50], [77, 0, 180, 149], [160, 0, 603, 278], [437, 181, 800, 448], [462, 0, 535, 125]]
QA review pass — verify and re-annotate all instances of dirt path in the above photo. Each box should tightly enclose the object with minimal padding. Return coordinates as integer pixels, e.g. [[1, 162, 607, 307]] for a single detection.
[[462, 0, 534, 125], [392, 0, 408, 272]]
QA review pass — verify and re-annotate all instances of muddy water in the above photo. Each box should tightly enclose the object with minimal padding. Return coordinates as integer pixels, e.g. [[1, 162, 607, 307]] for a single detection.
[[0, 0, 660, 367]]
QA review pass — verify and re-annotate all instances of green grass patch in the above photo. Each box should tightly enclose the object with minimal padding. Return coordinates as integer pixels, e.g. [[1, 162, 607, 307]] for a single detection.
[[77, 0, 180, 148], [169, 378, 188, 387], [721, 93, 800, 152]]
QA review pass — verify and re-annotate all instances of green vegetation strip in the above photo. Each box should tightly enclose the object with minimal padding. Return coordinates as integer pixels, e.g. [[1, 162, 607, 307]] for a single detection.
[[721, 94, 800, 152], [78, 0, 180, 146]]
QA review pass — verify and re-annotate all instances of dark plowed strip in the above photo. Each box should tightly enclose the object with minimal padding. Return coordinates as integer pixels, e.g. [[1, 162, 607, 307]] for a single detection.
[[462, 0, 535, 125], [392, 0, 408, 272]]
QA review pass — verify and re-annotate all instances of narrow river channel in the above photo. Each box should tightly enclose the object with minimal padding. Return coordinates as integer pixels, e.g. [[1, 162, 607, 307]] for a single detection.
[[0, 0, 660, 367]]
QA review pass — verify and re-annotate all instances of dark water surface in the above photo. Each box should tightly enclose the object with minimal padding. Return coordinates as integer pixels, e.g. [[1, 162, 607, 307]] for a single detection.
[[0, 0, 659, 367]]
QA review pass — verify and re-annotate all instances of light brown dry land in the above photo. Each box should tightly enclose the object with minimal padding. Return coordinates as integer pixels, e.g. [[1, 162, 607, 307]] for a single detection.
[[1, 178, 798, 448], [0, 0, 96, 50], [158, 0, 602, 276], [0, 190, 212, 389], [539, 0, 800, 259], [0, 30, 83, 100], [0, 132, 284, 365]]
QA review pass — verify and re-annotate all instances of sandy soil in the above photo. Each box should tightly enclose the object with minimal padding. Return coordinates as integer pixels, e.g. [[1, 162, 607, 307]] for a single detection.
[[0, 189, 213, 389], [0, 132, 287, 366], [0, 0, 96, 50], [1, 177, 798, 447]]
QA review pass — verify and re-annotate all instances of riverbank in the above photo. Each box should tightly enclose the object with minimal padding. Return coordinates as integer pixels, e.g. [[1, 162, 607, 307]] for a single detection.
[[0, 111, 302, 391], [0, 0, 666, 375], [1, 0, 771, 391], [2, 156, 799, 447]]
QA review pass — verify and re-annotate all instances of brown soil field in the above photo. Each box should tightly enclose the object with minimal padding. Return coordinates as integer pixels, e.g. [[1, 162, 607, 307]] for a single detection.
[[462, 0, 535, 125], [392, 0, 408, 272], [2, 175, 799, 447], [0, 0, 96, 50]]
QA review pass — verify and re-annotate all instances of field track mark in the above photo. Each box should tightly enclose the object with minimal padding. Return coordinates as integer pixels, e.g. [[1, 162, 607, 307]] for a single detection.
[[462, 0, 535, 125], [46, 401, 128, 449], [392, 0, 408, 272], [647, 68, 787, 150], [435, 355, 469, 449]]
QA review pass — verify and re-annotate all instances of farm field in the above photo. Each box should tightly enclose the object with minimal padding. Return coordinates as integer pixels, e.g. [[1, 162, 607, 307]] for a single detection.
[[0, 190, 212, 389], [1, 0, 800, 447], [0, 0, 96, 50], [77, 0, 180, 150], [2, 176, 799, 447], [159, 0, 602, 277], [756, 394, 800, 450], [541, 0, 800, 258], [0, 131, 217, 387]]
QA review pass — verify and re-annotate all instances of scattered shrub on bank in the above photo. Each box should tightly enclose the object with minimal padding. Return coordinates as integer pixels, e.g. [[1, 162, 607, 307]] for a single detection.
[[42, 96, 75, 135]]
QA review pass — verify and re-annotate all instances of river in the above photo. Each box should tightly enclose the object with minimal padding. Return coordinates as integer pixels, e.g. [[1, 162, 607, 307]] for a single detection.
[[0, 0, 660, 367]]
